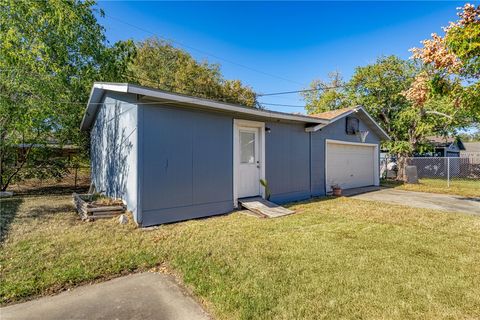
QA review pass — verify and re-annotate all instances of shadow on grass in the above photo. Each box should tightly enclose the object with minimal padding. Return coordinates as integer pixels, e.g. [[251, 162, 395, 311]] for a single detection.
[[283, 195, 338, 208], [380, 179, 404, 188], [22, 204, 76, 221], [12, 185, 89, 196], [0, 197, 24, 243]]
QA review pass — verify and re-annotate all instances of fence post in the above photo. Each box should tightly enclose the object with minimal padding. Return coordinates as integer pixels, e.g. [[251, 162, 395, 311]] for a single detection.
[[447, 157, 450, 188], [74, 166, 78, 188]]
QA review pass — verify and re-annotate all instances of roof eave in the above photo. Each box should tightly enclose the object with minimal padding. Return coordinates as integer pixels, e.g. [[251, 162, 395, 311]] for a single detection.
[[80, 83, 130, 131], [313, 106, 390, 140], [80, 83, 328, 131]]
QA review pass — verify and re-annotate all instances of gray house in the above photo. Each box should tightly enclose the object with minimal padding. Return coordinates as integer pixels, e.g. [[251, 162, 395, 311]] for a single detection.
[[424, 136, 465, 157], [81, 83, 389, 227]]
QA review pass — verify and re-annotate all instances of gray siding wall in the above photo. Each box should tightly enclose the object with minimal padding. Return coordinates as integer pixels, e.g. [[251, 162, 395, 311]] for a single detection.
[[89, 94, 384, 226], [311, 117, 381, 196], [90, 92, 139, 220], [265, 122, 311, 204], [140, 105, 233, 226]]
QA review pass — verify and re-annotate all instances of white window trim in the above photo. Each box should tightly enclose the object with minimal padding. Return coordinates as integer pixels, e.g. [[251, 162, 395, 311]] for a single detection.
[[325, 139, 380, 192], [233, 119, 266, 208]]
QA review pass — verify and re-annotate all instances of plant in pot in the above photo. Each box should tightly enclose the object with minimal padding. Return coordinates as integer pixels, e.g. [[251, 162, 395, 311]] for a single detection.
[[331, 184, 342, 196], [260, 179, 271, 200]]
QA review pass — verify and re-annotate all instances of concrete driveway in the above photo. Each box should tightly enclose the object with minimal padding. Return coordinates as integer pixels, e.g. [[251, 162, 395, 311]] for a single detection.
[[349, 188, 480, 215], [1, 273, 210, 320]]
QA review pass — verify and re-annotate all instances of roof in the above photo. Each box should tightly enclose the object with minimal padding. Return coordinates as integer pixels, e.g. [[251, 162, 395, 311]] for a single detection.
[[306, 106, 390, 140], [310, 107, 356, 120], [81, 83, 390, 140], [426, 136, 465, 150], [426, 136, 456, 144], [80, 83, 328, 131], [463, 142, 480, 152]]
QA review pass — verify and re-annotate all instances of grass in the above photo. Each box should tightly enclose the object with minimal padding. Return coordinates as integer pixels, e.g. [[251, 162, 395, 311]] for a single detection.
[[1, 194, 480, 319], [382, 178, 480, 198]]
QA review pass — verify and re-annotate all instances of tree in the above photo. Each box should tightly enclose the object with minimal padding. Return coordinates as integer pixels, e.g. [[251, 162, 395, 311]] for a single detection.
[[301, 71, 350, 114], [305, 57, 420, 153], [458, 126, 480, 142], [303, 55, 470, 179], [0, 0, 134, 191], [411, 3, 480, 123], [128, 37, 256, 107], [348, 56, 416, 150]]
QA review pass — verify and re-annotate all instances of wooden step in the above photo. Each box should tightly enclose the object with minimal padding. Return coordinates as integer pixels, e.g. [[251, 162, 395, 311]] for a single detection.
[[238, 197, 294, 218]]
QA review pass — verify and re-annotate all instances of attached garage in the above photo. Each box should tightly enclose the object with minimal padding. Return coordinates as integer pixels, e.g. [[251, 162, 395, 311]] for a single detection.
[[325, 140, 379, 192]]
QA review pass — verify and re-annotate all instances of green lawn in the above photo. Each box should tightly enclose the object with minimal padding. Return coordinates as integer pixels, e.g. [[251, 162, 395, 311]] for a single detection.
[[1, 194, 480, 319], [382, 178, 480, 198]]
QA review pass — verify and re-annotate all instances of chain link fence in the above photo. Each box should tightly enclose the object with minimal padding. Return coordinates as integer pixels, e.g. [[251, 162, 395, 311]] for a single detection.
[[8, 166, 91, 195], [381, 154, 480, 187], [406, 156, 480, 187]]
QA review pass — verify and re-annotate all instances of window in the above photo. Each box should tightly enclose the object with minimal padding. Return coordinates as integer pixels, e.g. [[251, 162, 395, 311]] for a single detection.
[[346, 116, 359, 135], [240, 131, 255, 163]]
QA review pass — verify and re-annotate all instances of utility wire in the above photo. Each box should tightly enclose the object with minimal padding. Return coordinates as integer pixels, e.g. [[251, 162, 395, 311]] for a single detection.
[[2, 68, 318, 110], [259, 102, 306, 108], [1, 68, 251, 105], [104, 13, 305, 86], [258, 85, 345, 96]]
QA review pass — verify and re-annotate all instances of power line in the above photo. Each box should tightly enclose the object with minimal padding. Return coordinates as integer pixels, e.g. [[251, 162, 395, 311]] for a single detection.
[[258, 85, 345, 97], [1, 68, 251, 105], [1, 68, 316, 111], [104, 13, 305, 86], [0, 94, 236, 106], [259, 102, 306, 108], [1, 92, 309, 115]]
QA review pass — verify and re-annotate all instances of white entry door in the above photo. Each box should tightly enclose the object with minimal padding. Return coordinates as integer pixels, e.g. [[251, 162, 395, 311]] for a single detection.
[[237, 127, 261, 198]]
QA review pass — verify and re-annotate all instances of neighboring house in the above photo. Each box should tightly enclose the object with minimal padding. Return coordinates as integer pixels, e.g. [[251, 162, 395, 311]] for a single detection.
[[422, 136, 465, 157], [461, 142, 480, 158], [80, 83, 389, 226]]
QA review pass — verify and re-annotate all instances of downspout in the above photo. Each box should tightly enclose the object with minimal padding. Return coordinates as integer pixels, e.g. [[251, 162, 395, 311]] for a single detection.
[[309, 131, 312, 198], [136, 100, 143, 226]]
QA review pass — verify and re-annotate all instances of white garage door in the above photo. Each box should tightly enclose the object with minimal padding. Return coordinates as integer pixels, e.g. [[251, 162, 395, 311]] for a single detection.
[[326, 140, 378, 191]]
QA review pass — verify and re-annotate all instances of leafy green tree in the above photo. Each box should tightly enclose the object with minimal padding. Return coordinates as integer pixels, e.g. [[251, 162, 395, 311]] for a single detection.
[[0, 0, 134, 191], [411, 3, 480, 124], [128, 37, 256, 107], [301, 71, 350, 114], [457, 126, 480, 142], [348, 56, 416, 147], [445, 4, 480, 78], [303, 55, 472, 179]]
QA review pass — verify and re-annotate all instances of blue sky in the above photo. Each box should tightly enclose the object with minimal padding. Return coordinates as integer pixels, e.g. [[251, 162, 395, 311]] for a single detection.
[[97, 1, 470, 114]]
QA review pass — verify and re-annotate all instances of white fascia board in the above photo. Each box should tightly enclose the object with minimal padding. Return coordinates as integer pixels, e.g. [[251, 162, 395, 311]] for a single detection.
[[81, 83, 131, 131], [305, 123, 328, 132], [80, 86, 104, 130], [93, 82, 129, 92], [325, 106, 391, 141]]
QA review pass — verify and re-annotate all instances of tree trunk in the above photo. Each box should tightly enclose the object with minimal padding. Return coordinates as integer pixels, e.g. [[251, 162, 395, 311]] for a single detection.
[[1, 131, 40, 191], [396, 154, 408, 181], [0, 131, 5, 191]]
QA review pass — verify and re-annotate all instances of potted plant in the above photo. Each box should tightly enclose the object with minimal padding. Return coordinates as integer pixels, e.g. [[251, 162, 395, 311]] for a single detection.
[[260, 179, 271, 200], [331, 184, 342, 196]]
